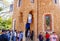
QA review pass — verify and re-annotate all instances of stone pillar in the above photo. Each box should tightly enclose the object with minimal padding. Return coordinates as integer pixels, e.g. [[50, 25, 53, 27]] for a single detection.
[[33, 12, 38, 41], [22, 19, 26, 41], [23, 12, 28, 41], [23, 23, 26, 41]]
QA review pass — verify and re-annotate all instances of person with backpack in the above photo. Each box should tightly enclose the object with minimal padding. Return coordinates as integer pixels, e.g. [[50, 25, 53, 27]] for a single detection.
[[0, 30, 9, 41]]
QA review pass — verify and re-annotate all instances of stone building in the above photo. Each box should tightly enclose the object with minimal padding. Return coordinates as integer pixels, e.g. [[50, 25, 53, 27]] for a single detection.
[[13, 0, 60, 41]]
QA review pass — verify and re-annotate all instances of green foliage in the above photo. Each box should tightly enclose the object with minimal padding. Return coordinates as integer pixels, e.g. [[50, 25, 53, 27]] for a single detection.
[[0, 17, 12, 30], [0, 7, 3, 11]]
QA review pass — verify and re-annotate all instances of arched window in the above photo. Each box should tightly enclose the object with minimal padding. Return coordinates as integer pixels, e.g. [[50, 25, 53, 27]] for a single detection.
[[17, 0, 22, 7], [10, 4, 13, 12], [44, 14, 52, 31], [30, 0, 34, 3], [54, 0, 57, 4], [53, 0, 59, 4]]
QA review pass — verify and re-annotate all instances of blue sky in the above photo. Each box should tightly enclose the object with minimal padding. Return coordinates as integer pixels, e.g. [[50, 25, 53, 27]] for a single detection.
[[6, 0, 14, 4]]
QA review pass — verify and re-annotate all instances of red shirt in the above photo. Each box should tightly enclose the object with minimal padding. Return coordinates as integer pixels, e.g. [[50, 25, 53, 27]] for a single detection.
[[45, 34, 50, 39]]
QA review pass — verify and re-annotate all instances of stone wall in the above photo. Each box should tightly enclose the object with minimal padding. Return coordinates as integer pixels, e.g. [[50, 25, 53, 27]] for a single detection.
[[13, 0, 60, 41], [38, 0, 60, 34]]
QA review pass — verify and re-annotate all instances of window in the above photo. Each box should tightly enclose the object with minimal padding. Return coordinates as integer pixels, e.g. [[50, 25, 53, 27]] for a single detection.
[[55, 0, 57, 4], [10, 4, 13, 12], [18, 0, 22, 7], [30, 0, 34, 3], [44, 14, 52, 31], [53, 0, 59, 4]]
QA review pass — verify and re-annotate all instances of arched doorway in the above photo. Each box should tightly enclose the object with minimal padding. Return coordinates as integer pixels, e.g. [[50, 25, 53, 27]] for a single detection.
[[25, 11, 34, 38]]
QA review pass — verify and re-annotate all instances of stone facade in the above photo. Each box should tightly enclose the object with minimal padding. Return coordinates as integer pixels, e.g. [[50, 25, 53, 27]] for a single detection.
[[13, 0, 60, 41]]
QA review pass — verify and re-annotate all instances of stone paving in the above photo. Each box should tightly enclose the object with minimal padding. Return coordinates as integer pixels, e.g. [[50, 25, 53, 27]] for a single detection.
[[26, 38, 32, 41]]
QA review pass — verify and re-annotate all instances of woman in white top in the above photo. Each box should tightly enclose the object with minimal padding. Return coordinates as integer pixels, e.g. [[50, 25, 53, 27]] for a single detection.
[[50, 32, 59, 41]]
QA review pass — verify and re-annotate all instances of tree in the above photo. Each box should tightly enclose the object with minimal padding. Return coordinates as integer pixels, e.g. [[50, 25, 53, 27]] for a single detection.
[[0, 17, 3, 30], [0, 17, 12, 30], [5, 17, 12, 30], [0, 7, 3, 11]]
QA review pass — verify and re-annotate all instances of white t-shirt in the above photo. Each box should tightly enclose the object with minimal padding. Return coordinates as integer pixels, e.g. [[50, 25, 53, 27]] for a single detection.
[[50, 34, 58, 41], [14, 32, 16, 37], [17, 33, 19, 37]]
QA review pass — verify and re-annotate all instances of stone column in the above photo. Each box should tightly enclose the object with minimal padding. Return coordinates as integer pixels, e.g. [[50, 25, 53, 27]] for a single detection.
[[23, 12, 28, 41], [33, 12, 38, 41], [23, 24, 26, 41]]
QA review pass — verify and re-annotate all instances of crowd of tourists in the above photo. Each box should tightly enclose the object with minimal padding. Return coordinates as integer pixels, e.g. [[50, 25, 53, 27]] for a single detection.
[[0, 29, 34, 41], [38, 32, 59, 41], [0, 29, 60, 41], [0, 30, 23, 41]]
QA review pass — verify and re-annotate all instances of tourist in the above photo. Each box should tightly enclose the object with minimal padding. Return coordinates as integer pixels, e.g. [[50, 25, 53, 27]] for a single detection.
[[6, 30, 11, 41], [10, 30, 13, 41], [17, 31, 20, 41], [45, 32, 50, 41], [19, 31, 23, 41], [27, 30, 31, 39], [13, 30, 17, 41], [38, 32, 44, 41], [30, 31, 34, 41], [50, 32, 59, 41], [0, 30, 9, 41]]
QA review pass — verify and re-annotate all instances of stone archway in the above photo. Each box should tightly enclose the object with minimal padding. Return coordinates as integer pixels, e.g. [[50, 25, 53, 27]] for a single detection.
[[26, 11, 34, 32], [25, 11, 34, 41], [29, 11, 34, 32]]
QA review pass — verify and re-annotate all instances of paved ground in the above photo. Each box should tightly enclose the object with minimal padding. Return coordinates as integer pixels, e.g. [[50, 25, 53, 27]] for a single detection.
[[26, 38, 32, 41], [26, 38, 46, 41]]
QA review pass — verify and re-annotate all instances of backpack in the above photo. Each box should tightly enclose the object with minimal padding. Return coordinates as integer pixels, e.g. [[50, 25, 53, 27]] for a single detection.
[[0, 34, 9, 41]]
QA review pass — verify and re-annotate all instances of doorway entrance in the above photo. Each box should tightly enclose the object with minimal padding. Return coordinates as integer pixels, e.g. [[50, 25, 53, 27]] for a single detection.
[[25, 11, 34, 41]]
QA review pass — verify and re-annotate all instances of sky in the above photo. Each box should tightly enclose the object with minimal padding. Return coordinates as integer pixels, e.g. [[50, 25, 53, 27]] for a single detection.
[[0, 0, 14, 7], [0, 0, 13, 19], [0, 0, 14, 11], [5, 0, 14, 4]]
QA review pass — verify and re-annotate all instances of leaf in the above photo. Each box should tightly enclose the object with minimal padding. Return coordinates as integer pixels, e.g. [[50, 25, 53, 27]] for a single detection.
[[0, 17, 12, 30]]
